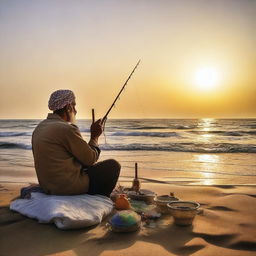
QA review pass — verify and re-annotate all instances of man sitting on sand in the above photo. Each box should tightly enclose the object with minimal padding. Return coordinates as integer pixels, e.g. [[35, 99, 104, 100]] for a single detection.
[[32, 89, 120, 197]]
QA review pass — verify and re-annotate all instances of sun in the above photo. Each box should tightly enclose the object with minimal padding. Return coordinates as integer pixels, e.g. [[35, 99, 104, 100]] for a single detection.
[[194, 67, 221, 91]]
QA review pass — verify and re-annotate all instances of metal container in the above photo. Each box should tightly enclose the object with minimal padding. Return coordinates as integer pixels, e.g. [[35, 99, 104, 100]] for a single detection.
[[167, 201, 200, 226], [127, 189, 156, 204], [154, 194, 179, 214]]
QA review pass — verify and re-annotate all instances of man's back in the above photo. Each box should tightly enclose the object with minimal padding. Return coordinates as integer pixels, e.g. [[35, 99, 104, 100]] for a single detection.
[[32, 113, 98, 195]]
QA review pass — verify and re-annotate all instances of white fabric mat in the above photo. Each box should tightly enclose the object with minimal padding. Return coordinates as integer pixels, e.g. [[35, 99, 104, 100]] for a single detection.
[[10, 192, 113, 230]]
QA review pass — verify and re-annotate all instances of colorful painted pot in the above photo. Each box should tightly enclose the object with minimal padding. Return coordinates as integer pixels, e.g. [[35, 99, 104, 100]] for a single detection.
[[109, 210, 141, 232]]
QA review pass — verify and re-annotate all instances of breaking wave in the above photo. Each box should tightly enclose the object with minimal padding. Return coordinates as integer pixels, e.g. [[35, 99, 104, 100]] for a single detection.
[[0, 132, 31, 137], [112, 131, 180, 137], [0, 142, 31, 150], [101, 142, 256, 153], [1, 141, 255, 153]]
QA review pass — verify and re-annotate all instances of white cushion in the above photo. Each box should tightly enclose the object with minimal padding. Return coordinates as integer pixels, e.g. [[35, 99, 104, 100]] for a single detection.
[[10, 192, 113, 230]]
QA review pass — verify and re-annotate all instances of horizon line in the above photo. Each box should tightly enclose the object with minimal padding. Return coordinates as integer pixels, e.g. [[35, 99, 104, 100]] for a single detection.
[[0, 117, 255, 120]]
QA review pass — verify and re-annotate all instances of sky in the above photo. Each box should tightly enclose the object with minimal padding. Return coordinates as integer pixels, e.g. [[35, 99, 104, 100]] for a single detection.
[[0, 0, 255, 119]]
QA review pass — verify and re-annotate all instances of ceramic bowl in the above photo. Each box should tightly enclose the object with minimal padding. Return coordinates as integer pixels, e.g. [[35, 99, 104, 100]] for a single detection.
[[154, 195, 179, 214], [167, 201, 200, 226]]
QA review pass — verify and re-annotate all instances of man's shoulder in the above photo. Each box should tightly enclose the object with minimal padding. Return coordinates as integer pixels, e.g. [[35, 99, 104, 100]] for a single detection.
[[52, 121, 82, 137], [50, 120, 79, 133], [34, 118, 75, 135]]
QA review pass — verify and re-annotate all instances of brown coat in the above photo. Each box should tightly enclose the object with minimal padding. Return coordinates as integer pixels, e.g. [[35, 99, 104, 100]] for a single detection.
[[32, 113, 99, 195]]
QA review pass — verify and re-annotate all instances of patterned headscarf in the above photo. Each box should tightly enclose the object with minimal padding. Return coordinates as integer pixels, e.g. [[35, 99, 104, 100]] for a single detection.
[[48, 89, 75, 111]]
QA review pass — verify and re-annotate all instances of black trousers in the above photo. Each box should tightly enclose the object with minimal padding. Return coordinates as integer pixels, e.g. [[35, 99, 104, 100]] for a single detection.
[[83, 159, 121, 197]]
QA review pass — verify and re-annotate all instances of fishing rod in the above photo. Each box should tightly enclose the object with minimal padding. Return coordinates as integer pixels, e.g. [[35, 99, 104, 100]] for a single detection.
[[102, 59, 141, 122]]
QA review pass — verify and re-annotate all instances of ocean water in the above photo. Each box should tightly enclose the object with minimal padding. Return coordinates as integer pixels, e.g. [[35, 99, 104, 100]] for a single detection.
[[0, 118, 256, 185]]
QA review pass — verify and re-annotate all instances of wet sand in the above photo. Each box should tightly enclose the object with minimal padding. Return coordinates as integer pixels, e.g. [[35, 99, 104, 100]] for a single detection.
[[1, 150, 256, 185], [0, 182, 256, 256]]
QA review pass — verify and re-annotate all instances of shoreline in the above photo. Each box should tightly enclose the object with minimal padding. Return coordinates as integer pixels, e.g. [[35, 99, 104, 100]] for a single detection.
[[1, 150, 256, 186], [1, 180, 256, 186]]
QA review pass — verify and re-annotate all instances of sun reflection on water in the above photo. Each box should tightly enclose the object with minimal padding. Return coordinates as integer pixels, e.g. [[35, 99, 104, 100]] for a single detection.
[[194, 120, 220, 185], [197, 118, 216, 141], [195, 154, 220, 185], [199, 118, 215, 131], [202, 179, 213, 185], [197, 154, 219, 163]]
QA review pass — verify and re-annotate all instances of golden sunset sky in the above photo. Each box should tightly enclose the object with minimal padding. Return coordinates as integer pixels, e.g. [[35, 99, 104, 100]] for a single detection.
[[0, 0, 255, 119]]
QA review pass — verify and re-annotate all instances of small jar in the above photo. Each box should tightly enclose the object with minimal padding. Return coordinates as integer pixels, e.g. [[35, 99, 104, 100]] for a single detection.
[[115, 194, 131, 210]]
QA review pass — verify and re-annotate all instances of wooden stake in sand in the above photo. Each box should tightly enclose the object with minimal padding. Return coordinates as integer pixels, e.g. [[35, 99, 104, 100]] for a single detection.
[[135, 162, 138, 179], [132, 162, 141, 193], [92, 108, 95, 123]]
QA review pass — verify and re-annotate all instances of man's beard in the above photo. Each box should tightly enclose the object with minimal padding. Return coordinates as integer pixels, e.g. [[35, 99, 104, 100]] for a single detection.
[[68, 111, 76, 125]]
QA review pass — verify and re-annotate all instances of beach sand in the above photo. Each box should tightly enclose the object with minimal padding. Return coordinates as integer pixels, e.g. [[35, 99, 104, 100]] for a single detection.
[[0, 182, 256, 256]]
